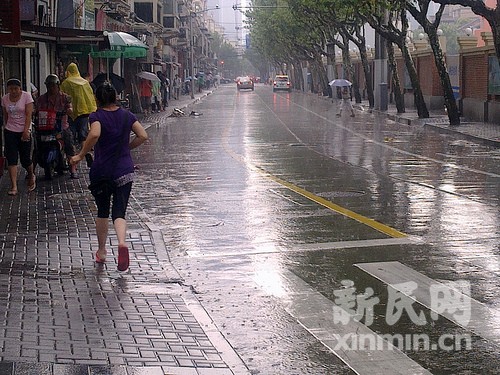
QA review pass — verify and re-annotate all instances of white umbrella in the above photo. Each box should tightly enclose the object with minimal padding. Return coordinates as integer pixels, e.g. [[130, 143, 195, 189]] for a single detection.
[[136, 71, 161, 82], [329, 79, 352, 87]]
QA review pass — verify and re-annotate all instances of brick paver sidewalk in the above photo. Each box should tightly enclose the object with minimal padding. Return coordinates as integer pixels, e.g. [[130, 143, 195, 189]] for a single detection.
[[0, 88, 247, 375], [356, 101, 500, 147]]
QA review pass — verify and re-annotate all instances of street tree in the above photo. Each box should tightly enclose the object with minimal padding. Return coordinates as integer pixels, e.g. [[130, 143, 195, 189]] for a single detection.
[[433, 0, 500, 67], [289, 0, 375, 107], [215, 40, 242, 79], [246, 0, 329, 91], [246, 5, 295, 79], [353, 0, 430, 118], [244, 48, 272, 81], [406, 0, 460, 125]]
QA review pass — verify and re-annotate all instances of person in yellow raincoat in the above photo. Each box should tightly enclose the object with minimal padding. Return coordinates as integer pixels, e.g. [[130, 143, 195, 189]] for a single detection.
[[60, 63, 97, 166]]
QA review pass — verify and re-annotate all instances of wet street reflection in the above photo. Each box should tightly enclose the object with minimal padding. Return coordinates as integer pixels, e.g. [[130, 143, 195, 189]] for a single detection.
[[133, 85, 499, 374]]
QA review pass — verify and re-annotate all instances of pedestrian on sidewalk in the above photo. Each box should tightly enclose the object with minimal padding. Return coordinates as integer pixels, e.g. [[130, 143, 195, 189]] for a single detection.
[[139, 78, 152, 115], [173, 74, 181, 99], [1, 78, 36, 195], [197, 74, 204, 93], [151, 78, 161, 113], [60, 63, 97, 167], [336, 87, 355, 118], [36, 74, 78, 179], [70, 83, 148, 271], [157, 71, 169, 109]]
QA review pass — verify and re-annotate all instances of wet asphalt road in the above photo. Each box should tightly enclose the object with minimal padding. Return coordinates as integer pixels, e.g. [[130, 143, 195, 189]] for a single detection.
[[134, 85, 500, 374]]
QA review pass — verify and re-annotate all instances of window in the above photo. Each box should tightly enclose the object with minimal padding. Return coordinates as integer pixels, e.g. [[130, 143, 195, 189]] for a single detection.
[[134, 2, 153, 23], [163, 0, 174, 14], [163, 16, 176, 28]]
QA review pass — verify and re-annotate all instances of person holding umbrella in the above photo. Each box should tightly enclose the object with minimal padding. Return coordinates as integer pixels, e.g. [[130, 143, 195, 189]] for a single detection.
[[92, 72, 125, 95], [330, 79, 355, 118], [337, 87, 355, 118]]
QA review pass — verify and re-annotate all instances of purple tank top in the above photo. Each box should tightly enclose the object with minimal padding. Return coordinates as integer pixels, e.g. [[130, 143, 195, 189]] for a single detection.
[[88, 108, 137, 181]]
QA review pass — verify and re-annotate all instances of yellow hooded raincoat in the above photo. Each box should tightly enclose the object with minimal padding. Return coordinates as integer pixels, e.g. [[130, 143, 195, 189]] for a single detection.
[[60, 63, 97, 120]]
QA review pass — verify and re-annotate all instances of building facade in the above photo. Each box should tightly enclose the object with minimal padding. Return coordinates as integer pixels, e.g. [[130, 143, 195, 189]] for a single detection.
[[0, 0, 220, 101]]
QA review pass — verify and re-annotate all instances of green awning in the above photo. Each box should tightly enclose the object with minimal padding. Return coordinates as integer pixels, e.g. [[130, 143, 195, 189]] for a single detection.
[[90, 32, 148, 59], [90, 46, 147, 58]]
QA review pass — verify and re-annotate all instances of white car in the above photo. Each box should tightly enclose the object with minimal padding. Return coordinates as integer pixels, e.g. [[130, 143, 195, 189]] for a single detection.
[[273, 75, 291, 92]]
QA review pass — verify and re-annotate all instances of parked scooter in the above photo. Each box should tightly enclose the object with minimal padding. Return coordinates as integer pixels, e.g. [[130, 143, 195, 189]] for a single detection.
[[33, 110, 66, 179]]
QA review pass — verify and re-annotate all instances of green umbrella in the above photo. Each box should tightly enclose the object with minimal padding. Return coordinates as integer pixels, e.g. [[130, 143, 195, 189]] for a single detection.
[[90, 32, 148, 59]]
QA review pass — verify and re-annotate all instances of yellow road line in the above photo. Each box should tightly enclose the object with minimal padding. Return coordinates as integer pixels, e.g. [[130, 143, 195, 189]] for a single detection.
[[254, 166, 407, 238], [223, 95, 407, 239]]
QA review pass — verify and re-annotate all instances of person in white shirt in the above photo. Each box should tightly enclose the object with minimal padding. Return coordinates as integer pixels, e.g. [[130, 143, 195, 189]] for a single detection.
[[1, 78, 36, 195], [336, 87, 355, 117], [173, 74, 181, 99]]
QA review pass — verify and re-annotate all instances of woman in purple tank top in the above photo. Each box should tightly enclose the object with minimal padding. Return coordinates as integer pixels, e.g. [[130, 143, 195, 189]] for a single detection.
[[70, 82, 148, 271]]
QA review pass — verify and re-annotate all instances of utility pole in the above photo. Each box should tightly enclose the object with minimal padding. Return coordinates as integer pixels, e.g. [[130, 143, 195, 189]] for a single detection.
[[190, 12, 195, 99], [374, 12, 388, 111], [188, 6, 219, 99]]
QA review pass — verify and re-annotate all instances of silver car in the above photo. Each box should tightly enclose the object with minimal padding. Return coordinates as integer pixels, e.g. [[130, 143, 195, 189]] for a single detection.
[[237, 76, 254, 91]]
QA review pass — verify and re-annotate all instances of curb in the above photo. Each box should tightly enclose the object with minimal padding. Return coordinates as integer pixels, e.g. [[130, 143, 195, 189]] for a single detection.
[[357, 103, 500, 148], [422, 122, 500, 148], [137, 90, 214, 125], [131, 89, 251, 374]]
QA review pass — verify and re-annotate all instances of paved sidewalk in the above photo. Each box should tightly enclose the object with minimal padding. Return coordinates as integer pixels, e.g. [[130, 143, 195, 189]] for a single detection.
[[315, 92, 500, 147], [0, 89, 248, 375], [358, 100, 500, 148]]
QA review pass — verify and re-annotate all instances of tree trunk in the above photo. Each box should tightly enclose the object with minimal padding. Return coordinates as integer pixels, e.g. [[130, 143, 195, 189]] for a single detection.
[[359, 46, 375, 108], [309, 52, 328, 95], [401, 44, 429, 118], [386, 41, 405, 113], [315, 57, 329, 96], [491, 16, 500, 71], [293, 61, 303, 91], [428, 33, 460, 125], [342, 47, 361, 103]]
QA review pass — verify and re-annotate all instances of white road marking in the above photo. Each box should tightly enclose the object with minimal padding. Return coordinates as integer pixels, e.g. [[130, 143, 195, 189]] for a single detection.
[[257, 269, 433, 375], [186, 237, 421, 257], [355, 261, 500, 346], [291, 237, 421, 252]]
